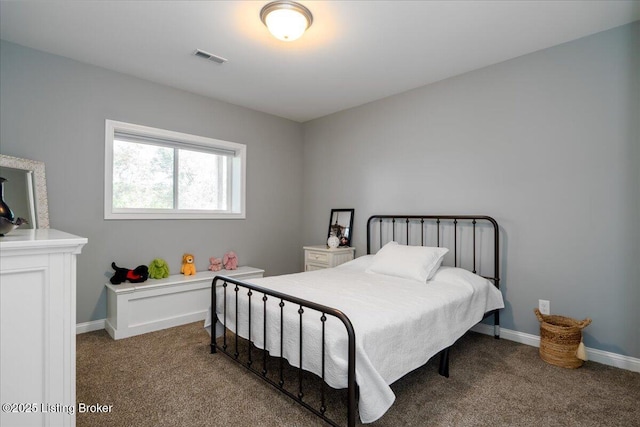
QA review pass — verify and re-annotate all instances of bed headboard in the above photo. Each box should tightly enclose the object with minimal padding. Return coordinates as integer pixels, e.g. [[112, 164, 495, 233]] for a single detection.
[[366, 215, 500, 288]]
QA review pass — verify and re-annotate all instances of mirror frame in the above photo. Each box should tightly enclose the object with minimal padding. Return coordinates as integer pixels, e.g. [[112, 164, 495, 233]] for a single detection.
[[0, 154, 50, 228]]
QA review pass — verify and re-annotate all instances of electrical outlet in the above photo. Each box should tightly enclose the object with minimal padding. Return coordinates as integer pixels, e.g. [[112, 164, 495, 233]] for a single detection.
[[539, 299, 550, 315]]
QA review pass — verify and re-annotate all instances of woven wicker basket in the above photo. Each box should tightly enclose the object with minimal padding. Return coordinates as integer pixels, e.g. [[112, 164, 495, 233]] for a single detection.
[[534, 308, 591, 369]]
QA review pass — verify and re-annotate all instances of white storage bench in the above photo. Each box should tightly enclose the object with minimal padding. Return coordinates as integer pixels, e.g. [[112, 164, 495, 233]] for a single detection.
[[105, 266, 264, 339]]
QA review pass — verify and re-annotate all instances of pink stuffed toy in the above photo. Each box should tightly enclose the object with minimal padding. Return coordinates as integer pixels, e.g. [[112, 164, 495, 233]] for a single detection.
[[223, 251, 238, 270], [208, 257, 222, 272]]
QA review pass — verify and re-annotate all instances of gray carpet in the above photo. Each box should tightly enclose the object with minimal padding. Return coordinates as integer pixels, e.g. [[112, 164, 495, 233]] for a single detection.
[[77, 322, 640, 427]]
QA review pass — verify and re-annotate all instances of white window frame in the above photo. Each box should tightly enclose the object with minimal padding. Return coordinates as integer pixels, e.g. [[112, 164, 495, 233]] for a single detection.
[[105, 120, 246, 220]]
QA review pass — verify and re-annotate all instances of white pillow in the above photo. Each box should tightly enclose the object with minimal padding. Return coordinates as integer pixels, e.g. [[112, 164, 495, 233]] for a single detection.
[[335, 255, 375, 271], [366, 241, 449, 282]]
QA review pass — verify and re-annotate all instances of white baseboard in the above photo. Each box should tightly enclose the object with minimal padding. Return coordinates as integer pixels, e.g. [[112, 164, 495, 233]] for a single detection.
[[471, 323, 640, 373], [76, 319, 106, 334]]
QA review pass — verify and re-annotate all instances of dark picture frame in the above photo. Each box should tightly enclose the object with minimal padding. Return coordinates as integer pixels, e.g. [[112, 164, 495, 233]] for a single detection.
[[328, 208, 354, 247]]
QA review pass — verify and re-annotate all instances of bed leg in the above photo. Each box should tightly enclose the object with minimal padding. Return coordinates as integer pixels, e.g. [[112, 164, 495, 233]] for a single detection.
[[210, 312, 218, 354], [438, 347, 450, 378], [494, 310, 500, 339]]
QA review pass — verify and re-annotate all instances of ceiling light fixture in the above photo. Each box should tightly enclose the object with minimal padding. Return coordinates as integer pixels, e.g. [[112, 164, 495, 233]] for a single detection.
[[260, 1, 313, 42]]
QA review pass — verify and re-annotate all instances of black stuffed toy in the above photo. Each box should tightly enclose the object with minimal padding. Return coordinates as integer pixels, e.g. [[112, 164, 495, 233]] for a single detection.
[[110, 262, 149, 285]]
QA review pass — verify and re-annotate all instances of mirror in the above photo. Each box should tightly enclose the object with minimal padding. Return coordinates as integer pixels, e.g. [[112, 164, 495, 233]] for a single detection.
[[0, 154, 50, 229]]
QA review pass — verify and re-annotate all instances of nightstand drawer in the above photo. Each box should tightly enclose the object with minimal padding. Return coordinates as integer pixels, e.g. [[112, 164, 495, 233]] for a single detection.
[[305, 263, 326, 272], [303, 245, 356, 272], [306, 251, 329, 264]]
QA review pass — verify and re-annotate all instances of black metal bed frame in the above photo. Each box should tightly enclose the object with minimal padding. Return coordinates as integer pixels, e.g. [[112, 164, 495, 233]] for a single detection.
[[210, 215, 501, 427], [211, 277, 357, 426]]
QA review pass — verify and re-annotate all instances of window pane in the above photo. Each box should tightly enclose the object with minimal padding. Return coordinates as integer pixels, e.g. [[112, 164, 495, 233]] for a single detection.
[[177, 149, 228, 210], [106, 119, 245, 219], [113, 140, 174, 209]]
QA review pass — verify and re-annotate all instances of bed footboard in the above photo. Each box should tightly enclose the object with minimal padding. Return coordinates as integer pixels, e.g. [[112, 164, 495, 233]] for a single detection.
[[211, 275, 357, 427]]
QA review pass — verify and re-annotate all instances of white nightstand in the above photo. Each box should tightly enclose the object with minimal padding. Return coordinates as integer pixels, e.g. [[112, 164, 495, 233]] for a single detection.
[[304, 245, 356, 271]]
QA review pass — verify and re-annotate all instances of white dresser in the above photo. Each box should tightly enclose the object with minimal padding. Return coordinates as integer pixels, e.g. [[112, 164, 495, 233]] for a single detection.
[[303, 245, 355, 271], [0, 229, 87, 427]]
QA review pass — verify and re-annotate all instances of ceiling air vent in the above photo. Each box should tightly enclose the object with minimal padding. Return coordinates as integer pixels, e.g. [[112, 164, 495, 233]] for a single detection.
[[193, 49, 227, 64]]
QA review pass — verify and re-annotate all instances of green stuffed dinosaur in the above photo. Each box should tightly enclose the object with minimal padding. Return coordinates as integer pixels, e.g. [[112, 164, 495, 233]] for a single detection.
[[148, 258, 170, 279]]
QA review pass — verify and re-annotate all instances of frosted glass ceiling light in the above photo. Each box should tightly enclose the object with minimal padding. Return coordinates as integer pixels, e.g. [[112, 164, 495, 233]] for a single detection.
[[260, 1, 313, 42]]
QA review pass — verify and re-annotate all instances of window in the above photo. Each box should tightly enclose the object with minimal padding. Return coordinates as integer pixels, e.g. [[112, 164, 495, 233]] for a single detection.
[[105, 120, 246, 219]]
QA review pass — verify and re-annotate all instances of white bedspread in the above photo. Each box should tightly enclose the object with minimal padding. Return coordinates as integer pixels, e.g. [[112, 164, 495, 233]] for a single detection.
[[204, 256, 504, 423]]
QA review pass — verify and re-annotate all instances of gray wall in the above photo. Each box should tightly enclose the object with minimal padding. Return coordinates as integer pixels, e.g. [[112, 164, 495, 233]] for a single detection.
[[0, 40, 304, 324], [2, 22, 638, 359], [302, 23, 639, 358]]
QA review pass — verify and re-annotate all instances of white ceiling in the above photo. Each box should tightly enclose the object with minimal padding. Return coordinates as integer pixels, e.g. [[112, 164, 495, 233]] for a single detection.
[[1, 1, 638, 122]]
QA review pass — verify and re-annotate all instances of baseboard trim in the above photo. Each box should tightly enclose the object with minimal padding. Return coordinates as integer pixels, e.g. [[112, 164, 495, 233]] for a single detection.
[[471, 323, 640, 373], [76, 319, 106, 334]]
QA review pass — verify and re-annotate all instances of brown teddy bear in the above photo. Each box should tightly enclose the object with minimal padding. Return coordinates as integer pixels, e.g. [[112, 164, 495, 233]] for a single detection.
[[181, 253, 197, 276]]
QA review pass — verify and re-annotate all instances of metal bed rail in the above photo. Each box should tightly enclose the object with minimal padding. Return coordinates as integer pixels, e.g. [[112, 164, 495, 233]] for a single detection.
[[211, 275, 357, 427]]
